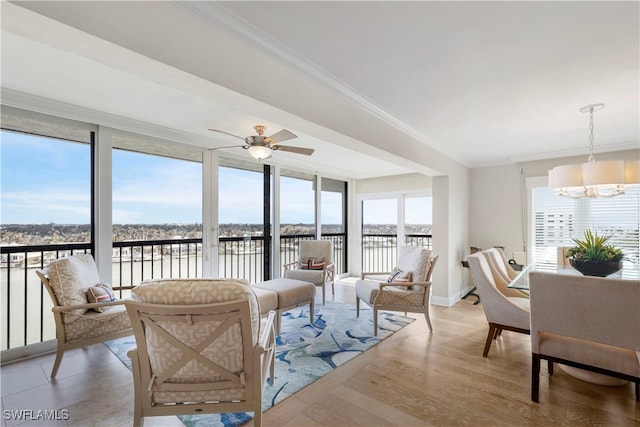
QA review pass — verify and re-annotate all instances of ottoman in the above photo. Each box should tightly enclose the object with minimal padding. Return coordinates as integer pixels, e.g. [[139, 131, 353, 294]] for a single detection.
[[253, 278, 316, 334]]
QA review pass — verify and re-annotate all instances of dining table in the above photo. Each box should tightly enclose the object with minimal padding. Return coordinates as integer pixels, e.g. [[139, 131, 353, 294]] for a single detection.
[[508, 263, 638, 290]]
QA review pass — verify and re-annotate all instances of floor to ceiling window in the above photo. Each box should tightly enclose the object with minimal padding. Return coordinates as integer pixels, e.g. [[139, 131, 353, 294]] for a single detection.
[[1, 107, 94, 350], [362, 198, 398, 272], [218, 159, 268, 283], [279, 169, 316, 269], [360, 194, 432, 272], [404, 196, 433, 248], [112, 134, 203, 287], [321, 178, 348, 274]]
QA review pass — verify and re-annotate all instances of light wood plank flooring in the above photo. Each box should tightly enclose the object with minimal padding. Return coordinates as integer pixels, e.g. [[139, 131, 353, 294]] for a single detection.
[[1, 282, 638, 426]]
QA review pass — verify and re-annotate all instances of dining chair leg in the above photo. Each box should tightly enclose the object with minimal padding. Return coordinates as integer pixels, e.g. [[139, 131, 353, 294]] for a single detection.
[[483, 323, 497, 357], [531, 353, 541, 402]]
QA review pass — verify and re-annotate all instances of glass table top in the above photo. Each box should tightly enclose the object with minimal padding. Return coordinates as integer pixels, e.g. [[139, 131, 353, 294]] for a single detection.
[[508, 264, 640, 291]]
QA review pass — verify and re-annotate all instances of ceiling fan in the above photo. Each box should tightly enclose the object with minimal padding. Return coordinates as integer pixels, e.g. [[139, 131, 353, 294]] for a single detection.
[[209, 125, 315, 160]]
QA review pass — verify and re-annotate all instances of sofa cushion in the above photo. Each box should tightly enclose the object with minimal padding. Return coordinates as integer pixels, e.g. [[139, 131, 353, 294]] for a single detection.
[[47, 254, 100, 322]]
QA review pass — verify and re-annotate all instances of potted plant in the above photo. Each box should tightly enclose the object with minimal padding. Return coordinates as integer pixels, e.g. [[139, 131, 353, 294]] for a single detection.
[[565, 230, 623, 277]]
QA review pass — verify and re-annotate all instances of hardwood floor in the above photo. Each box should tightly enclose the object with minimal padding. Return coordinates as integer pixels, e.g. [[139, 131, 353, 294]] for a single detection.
[[1, 282, 637, 426]]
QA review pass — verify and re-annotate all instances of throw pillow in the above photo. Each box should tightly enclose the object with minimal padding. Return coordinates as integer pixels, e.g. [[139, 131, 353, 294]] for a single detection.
[[86, 282, 117, 312], [387, 267, 412, 283], [301, 257, 326, 270]]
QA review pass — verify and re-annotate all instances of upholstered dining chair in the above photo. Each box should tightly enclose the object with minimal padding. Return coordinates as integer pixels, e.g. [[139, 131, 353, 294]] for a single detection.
[[529, 271, 640, 403], [35, 254, 132, 378], [484, 247, 519, 281], [355, 246, 437, 335], [482, 248, 529, 298], [283, 239, 335, 305], [466, 252, 530, 357], [125, 278, 276, 427]]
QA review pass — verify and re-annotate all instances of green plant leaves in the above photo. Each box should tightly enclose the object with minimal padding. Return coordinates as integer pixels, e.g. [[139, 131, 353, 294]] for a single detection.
[[566, 230, 623, 262]]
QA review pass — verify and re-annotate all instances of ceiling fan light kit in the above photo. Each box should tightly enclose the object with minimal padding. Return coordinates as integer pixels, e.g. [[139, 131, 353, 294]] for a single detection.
[[548, 103, 638, 199], [209, 125, 314, 161], [246, 144, 272, 160]]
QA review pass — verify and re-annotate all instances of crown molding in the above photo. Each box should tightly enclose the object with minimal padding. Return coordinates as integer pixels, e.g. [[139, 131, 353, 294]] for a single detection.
[[508, 141, 640, 166]]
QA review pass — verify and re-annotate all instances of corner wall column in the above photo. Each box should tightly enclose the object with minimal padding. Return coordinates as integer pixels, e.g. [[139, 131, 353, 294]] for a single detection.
[[94, 126, 113, 283]]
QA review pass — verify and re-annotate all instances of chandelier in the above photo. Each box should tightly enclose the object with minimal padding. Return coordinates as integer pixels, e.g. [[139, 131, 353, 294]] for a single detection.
[[548, 103, 639, 198]]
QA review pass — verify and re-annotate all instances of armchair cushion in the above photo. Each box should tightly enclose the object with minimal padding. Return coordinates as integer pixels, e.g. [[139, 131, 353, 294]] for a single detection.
[[397, 246, 431, 282], [133, 278, 260, 345], [47, 254, 101, 322], [356, 280, 425, 306], [283, 269, 326, 286], [65, 305, 130, 341]]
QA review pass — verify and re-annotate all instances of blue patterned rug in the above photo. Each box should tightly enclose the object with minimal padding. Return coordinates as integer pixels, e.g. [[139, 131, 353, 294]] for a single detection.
[[105, 301, 413, 427]]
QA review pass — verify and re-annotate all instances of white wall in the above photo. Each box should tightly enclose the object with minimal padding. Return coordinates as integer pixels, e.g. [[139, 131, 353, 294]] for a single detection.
[[356, 173, 432, 194], [469, 148, 640, 267], [468, 164, 524, 258]]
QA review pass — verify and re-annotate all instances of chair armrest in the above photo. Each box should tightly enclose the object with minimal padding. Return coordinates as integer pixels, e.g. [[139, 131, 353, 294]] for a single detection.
[[379, 280, 431, 288], [259, 310, 276, 351], [283, 261, 299, 271], [52, 299, 127, 312], [361, 271, 391, 279]]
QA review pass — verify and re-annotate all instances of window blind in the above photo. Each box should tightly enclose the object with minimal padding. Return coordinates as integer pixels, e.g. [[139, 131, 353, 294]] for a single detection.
[[531, 184, 639, 279]]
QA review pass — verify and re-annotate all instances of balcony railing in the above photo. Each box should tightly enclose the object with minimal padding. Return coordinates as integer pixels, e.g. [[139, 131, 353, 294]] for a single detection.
[[279, 233, 346, 275], [219, 236, 265, 284], [362, 233, 432, 272], [112, 238, 202, 291], [1, 232, 348, 351], [1, 243, 93, 351], [1, 239, 203, 350]]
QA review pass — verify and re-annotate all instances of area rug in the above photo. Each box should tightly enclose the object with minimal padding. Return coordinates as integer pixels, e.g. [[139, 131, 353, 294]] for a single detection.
[[106, 301, 413, 427]]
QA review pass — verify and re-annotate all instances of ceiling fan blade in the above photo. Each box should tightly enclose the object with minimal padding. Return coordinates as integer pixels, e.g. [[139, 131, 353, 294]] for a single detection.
[[208, 129, 246, 141], [273, 145, 314, 156], [210, 144, 246, 150], [268, 129, 297, 144]]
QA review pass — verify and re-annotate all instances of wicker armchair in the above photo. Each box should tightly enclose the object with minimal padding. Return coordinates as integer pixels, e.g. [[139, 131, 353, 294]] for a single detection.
[[355, 246, 437, 335], [283, 240, 335, 305], [35, 254, 132, 378]]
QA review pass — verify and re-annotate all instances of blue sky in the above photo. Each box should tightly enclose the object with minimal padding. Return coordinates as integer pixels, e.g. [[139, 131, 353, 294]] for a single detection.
[[362, 197, 433, 224], [1, 131, 350, 225]]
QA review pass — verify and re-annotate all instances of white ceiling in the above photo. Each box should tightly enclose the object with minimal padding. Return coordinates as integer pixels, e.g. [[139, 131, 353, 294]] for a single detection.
[[1, 1, 638, 179]]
